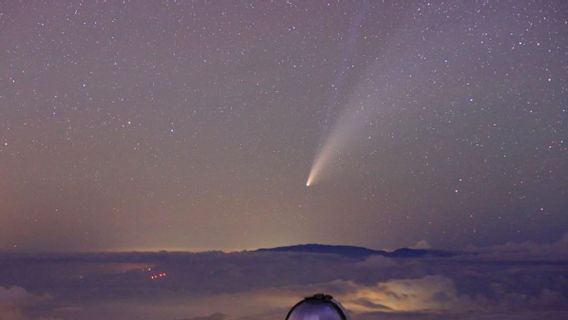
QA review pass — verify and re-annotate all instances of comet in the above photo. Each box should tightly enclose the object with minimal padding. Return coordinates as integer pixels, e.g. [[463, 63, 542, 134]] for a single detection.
[[306, 1, 368, 187], [306, 106, 362, 187]]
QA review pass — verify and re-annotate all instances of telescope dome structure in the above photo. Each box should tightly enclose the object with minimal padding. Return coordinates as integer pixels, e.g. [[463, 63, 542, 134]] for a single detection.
[[286, 294, 347, 320]]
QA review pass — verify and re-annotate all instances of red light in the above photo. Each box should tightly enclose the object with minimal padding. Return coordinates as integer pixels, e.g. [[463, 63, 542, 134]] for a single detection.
[[149, 272, 168, 280]]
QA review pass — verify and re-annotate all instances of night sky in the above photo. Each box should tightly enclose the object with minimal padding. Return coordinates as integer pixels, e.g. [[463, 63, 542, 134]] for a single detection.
[[1, 0, 567, 252]]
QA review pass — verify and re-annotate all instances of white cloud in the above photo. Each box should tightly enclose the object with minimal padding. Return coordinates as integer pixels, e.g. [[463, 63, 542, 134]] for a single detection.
[[0, 286, 54, 320], [410, 240, 432, 250], [467, 232, 568, 260]]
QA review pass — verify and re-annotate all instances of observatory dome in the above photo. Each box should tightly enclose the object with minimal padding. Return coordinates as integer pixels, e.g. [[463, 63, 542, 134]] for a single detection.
[[286, 294, 347, 320]]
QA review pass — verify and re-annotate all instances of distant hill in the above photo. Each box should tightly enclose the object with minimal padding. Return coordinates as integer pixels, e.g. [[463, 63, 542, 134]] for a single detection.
[[256, 243, 454, 258]]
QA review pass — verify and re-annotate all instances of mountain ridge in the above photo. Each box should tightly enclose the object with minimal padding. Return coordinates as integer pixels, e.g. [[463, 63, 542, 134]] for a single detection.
[[256, 243, 455, 258]]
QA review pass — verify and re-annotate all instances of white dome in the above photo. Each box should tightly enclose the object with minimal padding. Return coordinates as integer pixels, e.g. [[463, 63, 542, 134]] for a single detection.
[[286, 294, 347, 320]]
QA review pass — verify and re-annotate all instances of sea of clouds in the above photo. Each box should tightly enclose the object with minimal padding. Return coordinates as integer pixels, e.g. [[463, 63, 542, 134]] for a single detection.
[[1, 234, 567, 320]]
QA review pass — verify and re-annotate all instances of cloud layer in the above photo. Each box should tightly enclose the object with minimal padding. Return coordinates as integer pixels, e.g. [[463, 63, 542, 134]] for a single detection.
[[0, 236, 567, 320]]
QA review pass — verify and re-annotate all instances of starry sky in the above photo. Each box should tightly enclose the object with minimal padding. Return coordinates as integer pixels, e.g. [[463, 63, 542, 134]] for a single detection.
[[0, 0, 567, 252]]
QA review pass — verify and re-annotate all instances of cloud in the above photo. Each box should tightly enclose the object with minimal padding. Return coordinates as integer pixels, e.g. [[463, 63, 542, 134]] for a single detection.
[[0, 286, 54, 320], [177, 312, 227, 320], [1, 236, 568, 320], [410, 240, 432, 250], [343, 275, 478, 313], [0, 286, 33, 304], [468, 232, 568, 260]]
